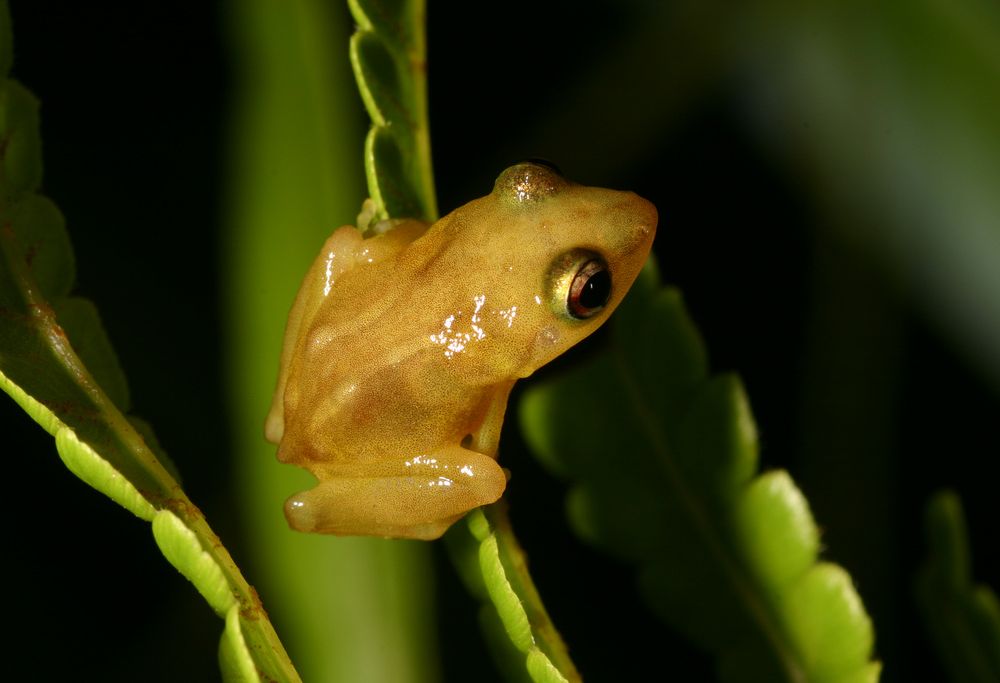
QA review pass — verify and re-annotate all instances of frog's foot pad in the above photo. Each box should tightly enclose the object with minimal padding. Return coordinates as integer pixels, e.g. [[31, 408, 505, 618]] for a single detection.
[[284, 455, 506, 540]]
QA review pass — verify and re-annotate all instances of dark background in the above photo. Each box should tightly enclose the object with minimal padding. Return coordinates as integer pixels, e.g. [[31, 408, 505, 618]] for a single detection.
[[5, 1, 999, 681]]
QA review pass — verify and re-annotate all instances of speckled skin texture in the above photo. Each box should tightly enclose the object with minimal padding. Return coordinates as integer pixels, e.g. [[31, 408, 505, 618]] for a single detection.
[[266, 162, 657, 539]]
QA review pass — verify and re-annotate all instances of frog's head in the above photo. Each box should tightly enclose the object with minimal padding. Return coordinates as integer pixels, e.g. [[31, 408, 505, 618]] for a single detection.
[[482, 161, 658, 377]]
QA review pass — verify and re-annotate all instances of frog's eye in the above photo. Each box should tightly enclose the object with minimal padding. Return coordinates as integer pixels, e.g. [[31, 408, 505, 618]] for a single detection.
[[567, 258, 611, 319], [547, 249, 613, 320], [521, 158, 562, 175]]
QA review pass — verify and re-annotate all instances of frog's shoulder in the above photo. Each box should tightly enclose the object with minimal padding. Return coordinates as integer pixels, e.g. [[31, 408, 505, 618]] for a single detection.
[[356, 218, 429, 265], [318, 218, 429, 278]]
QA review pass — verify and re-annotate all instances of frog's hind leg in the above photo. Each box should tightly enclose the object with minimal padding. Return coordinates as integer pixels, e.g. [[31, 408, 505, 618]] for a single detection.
[[284, 449, 507, 540]]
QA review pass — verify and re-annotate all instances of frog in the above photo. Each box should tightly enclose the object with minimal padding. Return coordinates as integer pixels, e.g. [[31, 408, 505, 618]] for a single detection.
[[265, 161, 657, 540]]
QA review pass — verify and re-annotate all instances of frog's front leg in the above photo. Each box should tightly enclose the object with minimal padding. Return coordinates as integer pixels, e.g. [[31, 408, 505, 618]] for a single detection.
[[285, 448, 507, 540]]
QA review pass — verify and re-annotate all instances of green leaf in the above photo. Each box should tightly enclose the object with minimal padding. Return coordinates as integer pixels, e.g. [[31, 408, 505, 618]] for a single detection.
[[916, 490, 1000, 683], [779, 563, 876, 678], [55, 426, 156, 522], [0, 10, 300, 681], [520, 256, 879, 682], [0, 70, 163, 500], [0, 79, 42, 198], [153, 509, 237, 617], [348, 0, 436, 221], [53, 297, 130, 410], [220, 604, 262, 683], [8, 193, 74, 298], [446, 506, 580, 683], [735, 471, 819, 594]]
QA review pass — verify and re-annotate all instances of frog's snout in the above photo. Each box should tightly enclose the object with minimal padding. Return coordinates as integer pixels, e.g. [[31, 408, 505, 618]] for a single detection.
[[617, 194, 658, 256]]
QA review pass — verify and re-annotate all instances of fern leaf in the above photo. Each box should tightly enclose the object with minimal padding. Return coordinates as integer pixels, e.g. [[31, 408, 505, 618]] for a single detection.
[[447, 506, 581, 683], [520, 257, 880, 682], [0, 4, 299, 679], [348, 0, 436, 221]]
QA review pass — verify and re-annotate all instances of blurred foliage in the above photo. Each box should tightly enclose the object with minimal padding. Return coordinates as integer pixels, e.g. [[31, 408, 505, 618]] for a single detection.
[[2, 0, 999, 681], [916, 491, 1000, 683], [522, 258, 877, 682]]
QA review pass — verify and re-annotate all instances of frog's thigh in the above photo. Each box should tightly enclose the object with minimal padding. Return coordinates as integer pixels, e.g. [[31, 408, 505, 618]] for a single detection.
[[285, 448, 507, 540]]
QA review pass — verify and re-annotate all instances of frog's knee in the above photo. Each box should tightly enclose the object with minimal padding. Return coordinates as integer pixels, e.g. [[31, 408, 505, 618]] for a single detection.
[[459, 457, 506, 506]]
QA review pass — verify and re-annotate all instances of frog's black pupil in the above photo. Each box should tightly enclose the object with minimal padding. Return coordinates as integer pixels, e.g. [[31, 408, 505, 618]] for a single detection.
[[580, 269, 611, 309]]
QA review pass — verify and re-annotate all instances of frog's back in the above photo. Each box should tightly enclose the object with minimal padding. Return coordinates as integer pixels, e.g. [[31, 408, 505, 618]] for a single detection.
[[273, 218, 487, 465]]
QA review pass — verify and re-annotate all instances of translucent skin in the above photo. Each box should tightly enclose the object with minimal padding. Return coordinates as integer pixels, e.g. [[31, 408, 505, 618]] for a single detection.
[[266, 162, 657, 539]]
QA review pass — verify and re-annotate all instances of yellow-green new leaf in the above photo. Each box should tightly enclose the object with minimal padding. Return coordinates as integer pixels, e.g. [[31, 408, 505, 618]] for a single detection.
[[219, 605, 262, 683], [153, 510, 237, 617], [56, 427, 156, 521], [447, 507, 579, 683]]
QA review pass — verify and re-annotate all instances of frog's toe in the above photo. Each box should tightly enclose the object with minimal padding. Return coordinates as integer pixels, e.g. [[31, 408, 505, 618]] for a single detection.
[[284, 493, 319, 533]]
